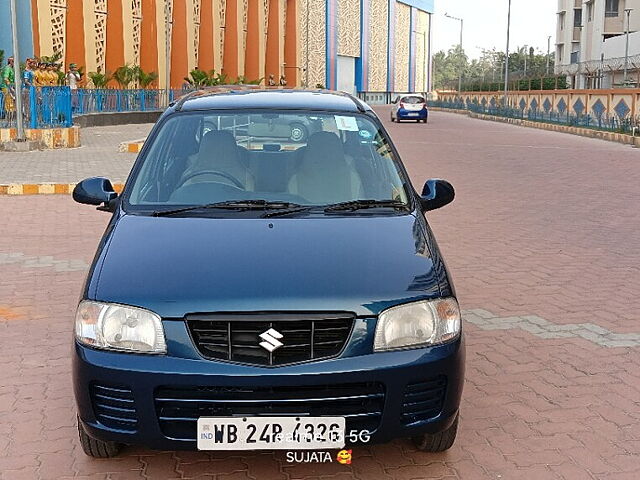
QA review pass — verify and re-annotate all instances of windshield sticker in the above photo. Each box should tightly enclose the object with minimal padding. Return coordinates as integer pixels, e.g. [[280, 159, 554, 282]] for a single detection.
[[358, 130, 372, 139], [335, 116, 359, 131]]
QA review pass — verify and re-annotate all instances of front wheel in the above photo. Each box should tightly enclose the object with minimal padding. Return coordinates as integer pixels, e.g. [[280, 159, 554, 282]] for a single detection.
[[412, 414, 459, 452], [77, 416, 123, 458]]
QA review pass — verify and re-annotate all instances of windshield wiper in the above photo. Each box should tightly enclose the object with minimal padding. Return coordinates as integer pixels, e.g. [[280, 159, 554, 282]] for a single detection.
[[324, 199, 410, 212], [261, 205, 317, 218], [153, 200, 302, 217]]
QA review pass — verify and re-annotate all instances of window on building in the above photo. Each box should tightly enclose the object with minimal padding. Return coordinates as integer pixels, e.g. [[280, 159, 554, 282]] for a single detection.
[[574, 8, 583, 28], [605, 0, 620, 17], [571, 51, 580, 64], [587, 2, 593, 22], [559, 12, 566, 30], [557, 46, 564, 63]]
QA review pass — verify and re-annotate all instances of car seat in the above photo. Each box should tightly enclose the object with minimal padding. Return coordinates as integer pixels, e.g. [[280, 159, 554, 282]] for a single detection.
[[288, 132, 363, 204]]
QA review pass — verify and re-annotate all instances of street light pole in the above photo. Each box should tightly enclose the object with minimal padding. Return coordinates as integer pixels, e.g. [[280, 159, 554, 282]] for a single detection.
[[9, 0, 25, 140], [523, 44, 528, 77], [624, 8, 633, 85], [503, 0, 512, 107], [547, 36, 552, 75], [444, 13, 464, 94], [164, 0, 171, 103]]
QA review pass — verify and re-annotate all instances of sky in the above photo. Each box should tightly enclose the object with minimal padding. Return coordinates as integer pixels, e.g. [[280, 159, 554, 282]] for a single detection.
[[432, 0, 557, 59]]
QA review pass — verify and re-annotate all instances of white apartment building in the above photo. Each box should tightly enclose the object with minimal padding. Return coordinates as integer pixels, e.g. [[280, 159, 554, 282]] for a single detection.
[[556, 0, 640, 88]]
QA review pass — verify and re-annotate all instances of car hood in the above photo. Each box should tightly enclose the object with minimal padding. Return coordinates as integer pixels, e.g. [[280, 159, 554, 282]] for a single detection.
[[91, 213, 444, 317]]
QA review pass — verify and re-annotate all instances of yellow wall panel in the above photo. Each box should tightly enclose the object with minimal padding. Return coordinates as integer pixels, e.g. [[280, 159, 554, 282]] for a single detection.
[[338, 0, 360, 58], [299, 0, 326, 87], [394, 3, 410, 91], [368, 0, 388, 91]]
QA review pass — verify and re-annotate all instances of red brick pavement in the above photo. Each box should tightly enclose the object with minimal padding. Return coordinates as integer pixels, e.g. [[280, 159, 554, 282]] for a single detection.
[[0, 110, 639, 479]]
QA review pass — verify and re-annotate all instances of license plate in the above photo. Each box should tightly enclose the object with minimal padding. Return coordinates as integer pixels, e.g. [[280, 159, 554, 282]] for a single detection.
[[406, 113, 419, 117], [197, 416, 346, 450]]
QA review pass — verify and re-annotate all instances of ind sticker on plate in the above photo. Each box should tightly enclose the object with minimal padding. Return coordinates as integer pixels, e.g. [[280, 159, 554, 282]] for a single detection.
[[335, 116, 359, 131]]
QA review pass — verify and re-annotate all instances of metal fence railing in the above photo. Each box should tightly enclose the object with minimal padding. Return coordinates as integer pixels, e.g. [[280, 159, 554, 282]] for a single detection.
[[0, 87, 192, 130], [429, 100, 640, 135], [71, 88, 189, 115], [1, 86, 73, 129]]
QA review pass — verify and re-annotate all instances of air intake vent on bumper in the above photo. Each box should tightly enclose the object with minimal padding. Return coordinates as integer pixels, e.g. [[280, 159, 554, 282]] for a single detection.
[[401, 376, 447, 426], [90, 383, 138, 432]]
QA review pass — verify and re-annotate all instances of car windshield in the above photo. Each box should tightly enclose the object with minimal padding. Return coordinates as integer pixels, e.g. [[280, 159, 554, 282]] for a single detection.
[[127, 110, 409, 210]]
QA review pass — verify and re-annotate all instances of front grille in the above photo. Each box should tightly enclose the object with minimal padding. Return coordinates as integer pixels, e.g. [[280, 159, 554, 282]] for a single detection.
[[186, 313, 354, 366], [155, 382, 384, 441], [401, 376, 447, 426], [90, 383, 137, 432]]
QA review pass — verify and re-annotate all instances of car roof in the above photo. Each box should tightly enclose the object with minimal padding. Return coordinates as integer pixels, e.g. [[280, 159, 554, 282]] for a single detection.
[[170, 87, 372, 113]]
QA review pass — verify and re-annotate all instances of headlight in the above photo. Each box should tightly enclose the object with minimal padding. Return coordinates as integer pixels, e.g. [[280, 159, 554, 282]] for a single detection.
[[75, 301, 166, 354], [374, 298, 461, 352]]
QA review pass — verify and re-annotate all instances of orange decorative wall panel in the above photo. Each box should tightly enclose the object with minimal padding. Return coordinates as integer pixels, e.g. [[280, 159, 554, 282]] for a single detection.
[[105, 0, 125, 75], [284, 0, 299, 86], [141, 0, 159, 82], [171, 0, 189, 86], [199, 0, 215, 72]]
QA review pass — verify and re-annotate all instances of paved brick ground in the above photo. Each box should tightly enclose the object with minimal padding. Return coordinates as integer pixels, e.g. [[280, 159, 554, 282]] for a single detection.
[[0, 110, 639, 479], [0, 124, 152, 184]]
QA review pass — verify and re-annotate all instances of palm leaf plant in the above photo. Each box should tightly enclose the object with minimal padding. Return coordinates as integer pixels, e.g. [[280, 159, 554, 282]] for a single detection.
[[88, 71, 111, 88], [112, 64, 136, 89]]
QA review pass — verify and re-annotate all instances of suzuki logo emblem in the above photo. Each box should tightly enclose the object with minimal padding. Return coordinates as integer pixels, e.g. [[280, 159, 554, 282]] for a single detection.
[[259, 328, 284, 352]]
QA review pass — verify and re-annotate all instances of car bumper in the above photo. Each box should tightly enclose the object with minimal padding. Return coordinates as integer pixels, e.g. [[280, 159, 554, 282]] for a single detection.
[[74, 335, 464, 451], [397, 108, 428, 119]]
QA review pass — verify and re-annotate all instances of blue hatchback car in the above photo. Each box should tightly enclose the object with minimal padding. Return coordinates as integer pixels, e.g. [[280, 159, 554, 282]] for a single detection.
[[72, 88, 464, 457]]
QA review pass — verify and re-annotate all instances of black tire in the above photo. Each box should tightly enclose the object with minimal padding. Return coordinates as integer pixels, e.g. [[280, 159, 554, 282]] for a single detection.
[[77, 416, 123, 458], [289, 122, 308, 142], [390, 115, 395, 122], [412, 414, 459, 452]]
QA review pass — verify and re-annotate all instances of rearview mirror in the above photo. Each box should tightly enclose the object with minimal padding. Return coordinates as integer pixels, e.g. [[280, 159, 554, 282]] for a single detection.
[[420, 179, 455, 211], [73, 177, 118, 209]]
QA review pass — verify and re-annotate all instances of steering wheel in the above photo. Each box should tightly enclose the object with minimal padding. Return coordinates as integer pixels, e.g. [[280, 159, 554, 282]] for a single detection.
[[178, 170, 245, 190]]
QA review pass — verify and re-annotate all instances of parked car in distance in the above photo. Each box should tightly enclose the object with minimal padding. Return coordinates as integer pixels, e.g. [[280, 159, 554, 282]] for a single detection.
[[72, 88, 463, 458], [391, 94, 429, 123]]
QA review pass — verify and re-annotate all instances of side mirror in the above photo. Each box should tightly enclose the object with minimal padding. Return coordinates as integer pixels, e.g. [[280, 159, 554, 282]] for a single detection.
[[420, 179, 455, 212], [73, 177, 118, 209]]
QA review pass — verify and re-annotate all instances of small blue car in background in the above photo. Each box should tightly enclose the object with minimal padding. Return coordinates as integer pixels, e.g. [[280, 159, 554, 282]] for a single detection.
[[72, 88, 463, 457], [391, 94, 429, 123]]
